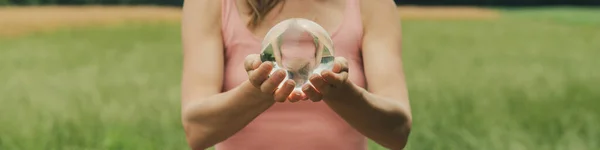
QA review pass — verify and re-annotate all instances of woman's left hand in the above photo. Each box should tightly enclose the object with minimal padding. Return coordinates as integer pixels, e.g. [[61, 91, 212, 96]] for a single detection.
[[301, 56, 359, 102]]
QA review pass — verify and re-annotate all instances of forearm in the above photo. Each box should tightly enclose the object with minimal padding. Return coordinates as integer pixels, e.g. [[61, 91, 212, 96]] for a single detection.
[[323, 84, 412, 150], [182, 81, 273, 149]]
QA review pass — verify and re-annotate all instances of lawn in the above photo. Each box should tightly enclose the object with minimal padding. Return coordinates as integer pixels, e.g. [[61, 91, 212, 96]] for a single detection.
[[1, 7, 599, 150]]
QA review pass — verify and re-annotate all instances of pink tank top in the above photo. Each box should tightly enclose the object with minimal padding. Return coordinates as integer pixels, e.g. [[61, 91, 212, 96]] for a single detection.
[[218, 0, 367, 149]]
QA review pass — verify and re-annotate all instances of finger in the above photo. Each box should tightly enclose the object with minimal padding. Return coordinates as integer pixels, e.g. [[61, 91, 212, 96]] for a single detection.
[[302, 84, 322, 102], [246, 61, 263, 76], [248, 61, 274, 87], [288, 90, 304, 103], [260, 69, 287, 93], [244, 54, 262, 73], [332, 57, 349, 73], [294, 90, 309, 101], [321, 70, 349, 87], [300, 93, 309, 101], [309, 73, 329, 94], [274, 80, 295, 103]]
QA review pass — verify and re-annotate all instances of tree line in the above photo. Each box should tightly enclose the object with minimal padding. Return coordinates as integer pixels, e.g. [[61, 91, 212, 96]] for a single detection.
[[395, 0, 600, 6], [0, 0, 181, 6], [1, 0, 598, 6]]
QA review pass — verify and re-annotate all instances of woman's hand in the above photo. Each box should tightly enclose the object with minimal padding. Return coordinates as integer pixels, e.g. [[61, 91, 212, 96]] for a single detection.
[[301, 57, 357, 102], [244, 54, 304, 103]]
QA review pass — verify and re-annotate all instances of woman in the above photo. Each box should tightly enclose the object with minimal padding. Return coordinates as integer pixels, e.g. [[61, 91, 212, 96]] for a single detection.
[[180, 0, 412, 149]]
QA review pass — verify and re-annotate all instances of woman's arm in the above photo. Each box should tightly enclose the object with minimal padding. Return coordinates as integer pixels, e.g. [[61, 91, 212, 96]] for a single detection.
[[302, 0, 412, 149], [180, 0, 295, 149], [343, 0, 412, 148]]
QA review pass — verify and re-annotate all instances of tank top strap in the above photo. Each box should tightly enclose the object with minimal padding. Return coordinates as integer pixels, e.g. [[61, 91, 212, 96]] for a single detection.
[[221, 0, 240, 46], [344, 0, 362, 22], [221, 0, 364, 50], [334, 0, 364, 50]]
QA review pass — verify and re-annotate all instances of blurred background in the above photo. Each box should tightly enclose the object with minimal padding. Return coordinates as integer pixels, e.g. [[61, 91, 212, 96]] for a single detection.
[[0, 0, 598, 150]]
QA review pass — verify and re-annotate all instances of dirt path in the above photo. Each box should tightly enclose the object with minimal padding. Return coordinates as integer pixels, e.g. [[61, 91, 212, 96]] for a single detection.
[[0, 6, 499, 37], [0, 6, 181, 37], [398, 6, 500, 20]]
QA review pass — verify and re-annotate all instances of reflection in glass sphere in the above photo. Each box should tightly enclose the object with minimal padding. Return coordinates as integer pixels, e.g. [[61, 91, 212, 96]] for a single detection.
[[260, 18, 335, 91]]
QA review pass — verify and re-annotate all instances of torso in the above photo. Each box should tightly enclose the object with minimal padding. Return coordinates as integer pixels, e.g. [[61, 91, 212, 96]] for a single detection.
[[219, 0, 367, 149], [236, 0, 346, 39]]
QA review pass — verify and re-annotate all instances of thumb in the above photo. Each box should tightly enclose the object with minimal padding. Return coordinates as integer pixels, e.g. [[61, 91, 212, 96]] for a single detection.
[[245, 54, 262, 74], [332, 57, 349, 74]]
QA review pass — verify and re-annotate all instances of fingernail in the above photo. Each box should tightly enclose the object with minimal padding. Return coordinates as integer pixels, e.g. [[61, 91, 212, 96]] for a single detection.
[[310, 74, 318, 80], [263, 61, 272, 67], [302, 85, 309, 91], [321, 72, 330, 78], [278, 70, 287, 77]]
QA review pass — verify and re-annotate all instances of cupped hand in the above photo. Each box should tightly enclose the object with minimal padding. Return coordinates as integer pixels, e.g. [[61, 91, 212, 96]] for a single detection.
[[301, 57, 352, 102], [244, 54, 305, 103]]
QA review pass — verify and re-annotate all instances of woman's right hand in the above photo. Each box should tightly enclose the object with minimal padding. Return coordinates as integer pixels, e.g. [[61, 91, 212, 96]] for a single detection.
[[244, 54, 303, 103]]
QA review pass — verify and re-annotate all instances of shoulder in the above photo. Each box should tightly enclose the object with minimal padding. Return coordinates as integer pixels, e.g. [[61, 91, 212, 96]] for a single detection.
[[359, 0, 397, 11], [183, 0, 222, 13], [182, 0, 222, 27], [359, 0, 398, 26]]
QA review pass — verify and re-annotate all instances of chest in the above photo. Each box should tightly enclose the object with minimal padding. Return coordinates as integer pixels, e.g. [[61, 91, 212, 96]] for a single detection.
[[223, 0, 366, 91], [234, 0, 347, 39]]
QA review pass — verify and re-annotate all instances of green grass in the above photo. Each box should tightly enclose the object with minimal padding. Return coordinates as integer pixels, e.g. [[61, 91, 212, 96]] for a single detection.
[[1, 7, 599, 150], [501, 7, 600, 27]]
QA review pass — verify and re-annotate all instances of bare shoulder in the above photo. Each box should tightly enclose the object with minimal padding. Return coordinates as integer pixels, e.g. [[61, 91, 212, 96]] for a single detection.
[[358, 0, 401, 40], [359, 0, 397, 11], [359, 0, 399, 27], [183, 0, 221, 15], [182, 0, 222, 30], [180, 0, 226, 104], [357, 0, 404, 95]]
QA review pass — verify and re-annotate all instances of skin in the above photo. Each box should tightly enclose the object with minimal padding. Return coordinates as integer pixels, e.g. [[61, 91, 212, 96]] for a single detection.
[[180, 0, 411, 149]]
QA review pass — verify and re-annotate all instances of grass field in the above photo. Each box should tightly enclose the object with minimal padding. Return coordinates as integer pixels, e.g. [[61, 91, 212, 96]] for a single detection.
[[1, 6, 599, 150]]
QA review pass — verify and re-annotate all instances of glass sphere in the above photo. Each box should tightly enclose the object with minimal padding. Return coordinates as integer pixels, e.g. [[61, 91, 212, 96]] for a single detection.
[[260, 18, 335, 91]]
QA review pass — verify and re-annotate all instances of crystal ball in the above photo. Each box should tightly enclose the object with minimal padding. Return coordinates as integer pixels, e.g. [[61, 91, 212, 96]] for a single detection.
[[260, 18, 335, 91]]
